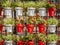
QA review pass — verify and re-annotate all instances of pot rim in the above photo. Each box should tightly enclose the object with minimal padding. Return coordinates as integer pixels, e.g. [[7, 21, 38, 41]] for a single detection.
[[4, 7, 12, 10], [5, 40, 12, 42], [39, 8, 46, 10], [28, 7, 35, 10], [15, 7, 23, 10], [48, 41, 57, 43], [5, 24, 12, 27], [48, 25, 56, 26]]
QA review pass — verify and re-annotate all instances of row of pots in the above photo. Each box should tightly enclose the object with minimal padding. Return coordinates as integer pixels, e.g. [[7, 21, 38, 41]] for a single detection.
[[0, 24, 57, 34], [0, 40, 57, 45], [0, 7, 56, 17]]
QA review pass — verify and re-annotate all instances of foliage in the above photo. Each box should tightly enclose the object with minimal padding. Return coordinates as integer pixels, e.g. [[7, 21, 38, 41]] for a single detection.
[[37, 33, 47, 42], [24, 1, 36, 8], [47, 34, 58, 42], [47, 18, 58, 25]]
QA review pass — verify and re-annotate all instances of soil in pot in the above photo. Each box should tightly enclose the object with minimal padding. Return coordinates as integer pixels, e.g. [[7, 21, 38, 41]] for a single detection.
[[16, 24, 24, 33], [48, 8, 56, 17], [38, 41, 45, 45], [0, 24, 3, 33], [27, 41, 34, 45], [38, 24, 46, 33], [26, 24, 34, 33], [17, 41, 24, 45]]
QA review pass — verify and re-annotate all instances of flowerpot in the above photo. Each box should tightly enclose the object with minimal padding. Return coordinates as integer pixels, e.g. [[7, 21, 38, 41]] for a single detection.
[[5, 41, 13, 45], [0, 41, 4, 45], [0, 7, 2, 16], [4, 7, 12, 18], [38, 24, 46, 33], [27, 41, 34, 45], [26, 24, 34, 33], [38, 41, 45, 45], [16, 24, 24, 33], [48, 25, 56, 33], [39, 8, 46, 16], [27, 7, 35, 16], [48, 41, 57, 45], [48, 8, 56, 16], [15, 7, 23, 17], [0, 24, 3, 33], [17, 41, 24, 45], [5, 25, 13, 33]]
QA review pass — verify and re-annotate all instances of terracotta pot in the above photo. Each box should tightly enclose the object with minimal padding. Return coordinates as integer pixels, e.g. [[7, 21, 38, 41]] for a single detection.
[[16, 24, 24, 33], [27, 41, 34, 45], [48, 8, 56, 16], [27, 7, 35, 16], [0, 40, 4, 45], [26, 24, 34, 33], [6, 25, 13, 33], [17, 41, 24, 45], [15, 7, 23, 17], [0, 7, 2, 16], [39, 8, 46, 16], [5, 41, 13, 45], [48, 41, 57, 45], [48, 25, 56, 33], [38, 24, 46, 33], [0, 24, 3, 33], [38, 41, 45, 45]]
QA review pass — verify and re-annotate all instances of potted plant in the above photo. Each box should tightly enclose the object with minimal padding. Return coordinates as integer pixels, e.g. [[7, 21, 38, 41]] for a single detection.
[[16, 17, 24, 33], [47, 34, 58, 45], [17, 35, 24, 45], [3, 18, 14, 33], [24, 1, 36, 16], [0, 19, 3, 33], [47, 18, 58, 33], [37, 33, 47, 45], [13, 1, 23, 17], [37, 17, 47, 33], [23, 34, 35, 45], [26, 16, 35, 33], [46, 3, 56, 16], [2, 0, 12, 18], [36, 1, 47, 16], [4, 34, 13, 45], [0, 36, 4, 45]]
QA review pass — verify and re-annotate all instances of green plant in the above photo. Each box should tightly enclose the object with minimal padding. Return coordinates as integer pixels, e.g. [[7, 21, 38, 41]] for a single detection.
[[37, 33, 47, 42], [12, 1, 23, 8], [0, 19, 3, 24], [24, 1, 36, 8], [0, 36, 3, 41], [26, 16, 36, 24], [36, 17, 47, 25], [46, 3, 56, 8], [13, 35, 17, 41], [17, 35, 24, 41], [47, 18, 58, 25], [23, 34, 35, 41], [5, 34, 13, 41], [2, 0, 11, 7], [16, 17, 24, 24], [3, 18, 15, 25], [47, 34, 58, 42], [36, 2, 47, 8]]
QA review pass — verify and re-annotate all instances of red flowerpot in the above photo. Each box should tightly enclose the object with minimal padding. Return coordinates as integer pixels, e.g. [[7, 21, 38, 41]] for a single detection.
[[0, 7, 2, 16], [17, 41, 24, 45], [0, 24, 3, 33], [38, 41, 45, 45], [16, 24, 24, 33], [38, 24, 46, 33], [0, 40, 4, 45], [26, 24, 34, 33], [27, 41, 34, 45], [48, 8, 56, 16]]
